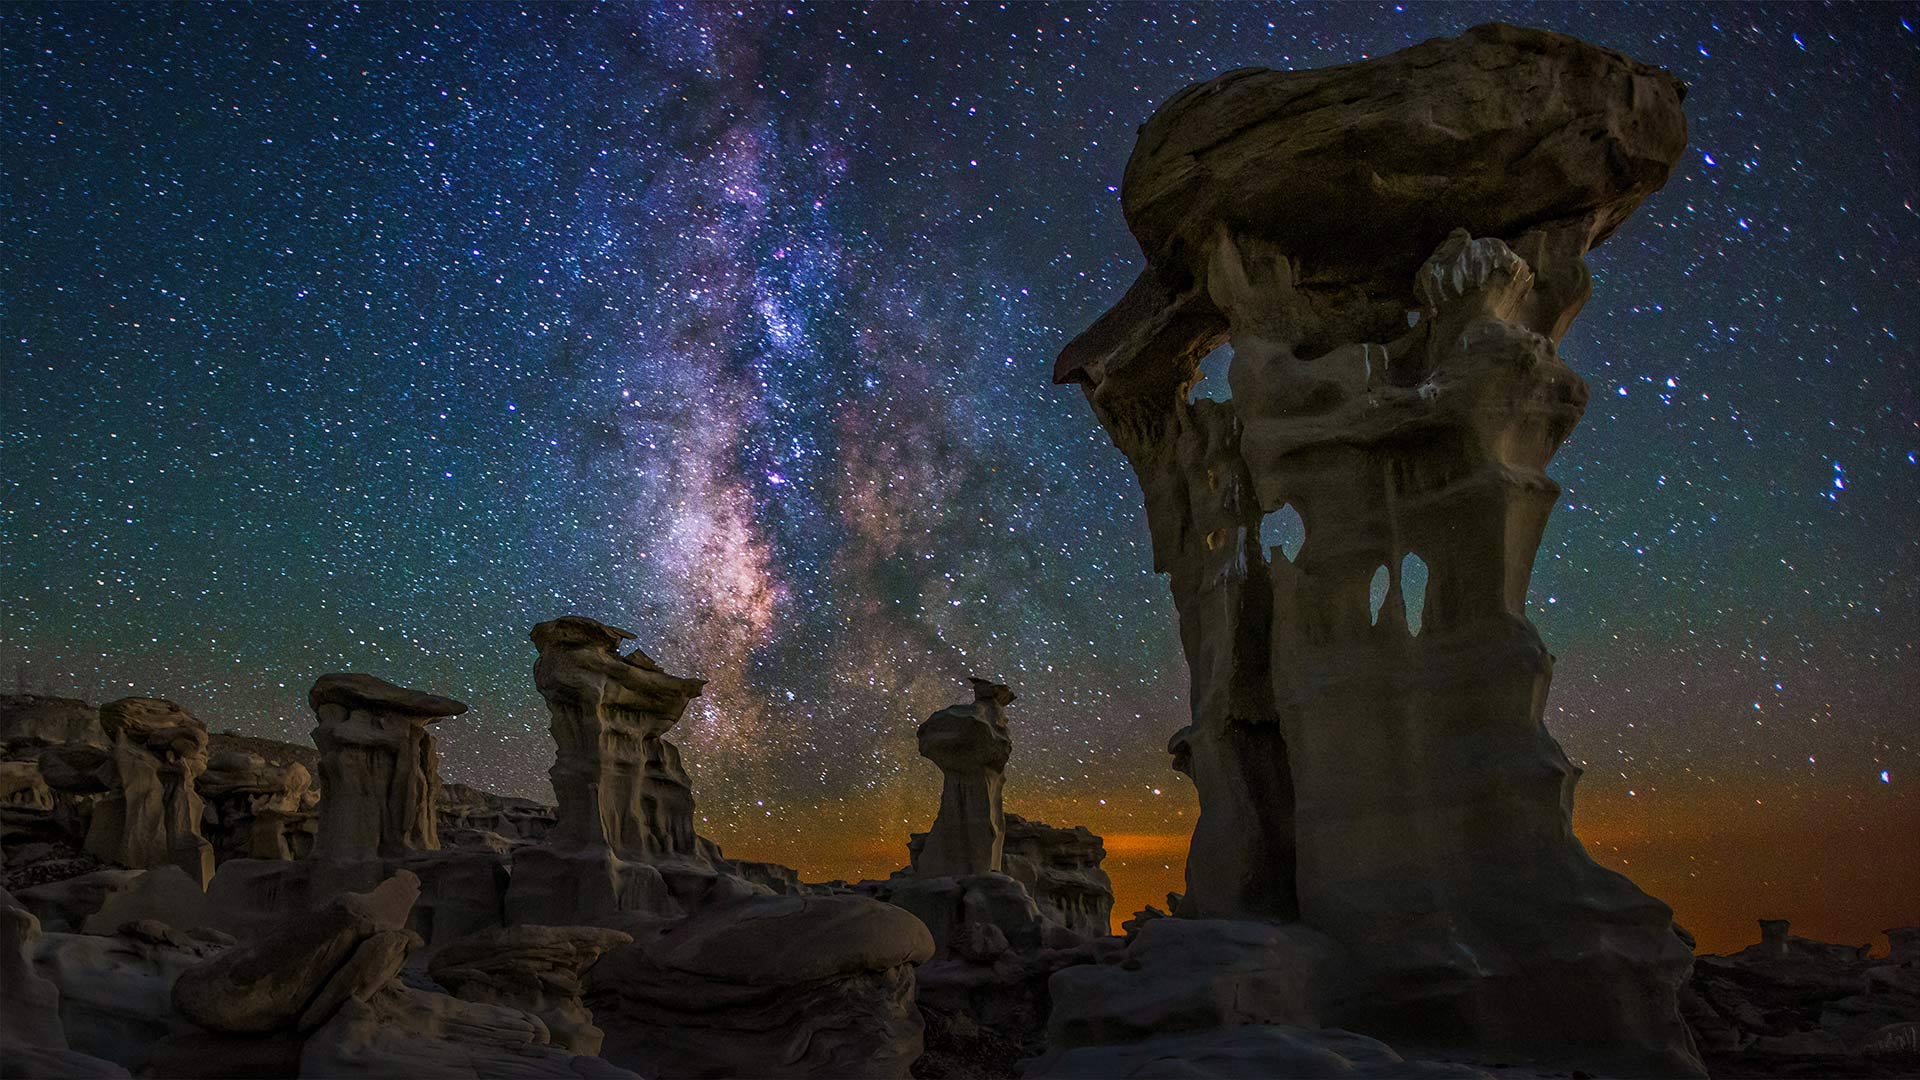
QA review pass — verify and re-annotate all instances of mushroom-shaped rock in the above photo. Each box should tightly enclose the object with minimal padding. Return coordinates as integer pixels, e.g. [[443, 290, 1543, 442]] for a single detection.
[[82, 698, 214, 888], [198, 751, 313, 862], [529, 616, 705, 860], [1054, 23, 1699, 1080], [429, 924, 632, 1055], [589, 894, 934, 1079], [308, 674, 466, 862], [913, 679, 1015, 878]]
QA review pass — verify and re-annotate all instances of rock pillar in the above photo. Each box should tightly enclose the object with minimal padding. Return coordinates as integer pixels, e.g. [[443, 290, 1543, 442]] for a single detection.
[[308, 674, 466, 862], [913, 679, 1014, 878]]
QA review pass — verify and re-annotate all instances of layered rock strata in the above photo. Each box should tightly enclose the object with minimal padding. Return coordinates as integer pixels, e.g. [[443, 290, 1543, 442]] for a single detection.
[[913, 679, 1014, 878], [1055, 22, 1700, 1077], [588, 894, 934, 1079], [308, 674, 466, 863], [83, 699, 214, 888]]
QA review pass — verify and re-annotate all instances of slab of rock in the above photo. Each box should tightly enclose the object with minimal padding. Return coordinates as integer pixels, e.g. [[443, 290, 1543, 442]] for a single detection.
[[300, 981, 639, 1079], [429, 924, 632, 1054], [913, 679, 1015, 878], [171, 869, 419, 1034], [1054, 23, 1699, 1079], [29, 922, 221, 1069], [82, 698, 215, 888], [0, 695, 104, 758], [530, 616, 706, 861], [308, 674, 465, 864], [590, 894, 934, 1078]]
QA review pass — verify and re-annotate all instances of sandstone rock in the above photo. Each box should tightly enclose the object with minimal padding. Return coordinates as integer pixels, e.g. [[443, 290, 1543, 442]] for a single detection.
[[300, 982, 638, 1079], [590, 894, 933, 1078], [171, 869, 418, 1034], [429, 924, 632, 1054], [80, 865, 214, 936], [308, 674, 466, 863], [1020, 1024, 1492, 1079], [0, 694, 104, 758], [15, 868, 142, 932], [1054, 23, 1699, 1078], [529, 616, 705, 861], [83, 698, 215, 888], [1001, 813, 1115, 937], [198, 750, 314, 862], [1047, 917, 1349, 1050], [29, 923, 217, 1069], [913, 679, 1015, 878], [437, 780, 555, 848], [2, 888, 68, 1051]]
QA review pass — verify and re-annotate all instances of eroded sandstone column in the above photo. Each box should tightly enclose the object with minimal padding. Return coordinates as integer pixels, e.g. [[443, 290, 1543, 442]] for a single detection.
[[83, 697, 215, 887], [529, 616, 705, 860], [913, 678, 1014, 878], [308, 674, 466, 861], [199, 751, 314, 861], [1056, 23, 1700, 1077]]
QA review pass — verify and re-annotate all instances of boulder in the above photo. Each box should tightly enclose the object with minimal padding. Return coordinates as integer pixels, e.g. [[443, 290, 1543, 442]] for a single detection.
[[198, 750, 313, 862], [300, 982, 639, 1079], [0, 695, 104, 758], [1001, 814, 1115, 938], [589, 894, 933, 1078], [28, 922, 221, 1069]]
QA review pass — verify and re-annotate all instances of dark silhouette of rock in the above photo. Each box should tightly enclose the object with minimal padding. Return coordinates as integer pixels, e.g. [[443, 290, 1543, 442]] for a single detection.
[[1022, 1024, 1492, 1079], [1054, 23, 1699, 1078], [308, 673, 466, 862], [429, 924, 632, 1055], [83, 699, 214, 888], [199, 751, 314, 862], [914, 679, 1014, 878], [589, 894, 934, 1079]]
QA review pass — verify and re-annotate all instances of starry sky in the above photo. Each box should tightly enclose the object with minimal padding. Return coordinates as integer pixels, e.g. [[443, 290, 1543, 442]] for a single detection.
[[3, 3, 1915, 953]]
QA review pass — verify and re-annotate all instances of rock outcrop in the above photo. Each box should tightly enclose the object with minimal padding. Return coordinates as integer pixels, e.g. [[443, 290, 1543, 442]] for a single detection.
[[198, 751, 314, 862], [308, 674, 466, 862], [1684, 920, 1920, 1074], [428, 924, 631, 1055], [913, 679, 1014, 879], [83, 699, 214, 888], [0, 887, 130, 1078], [589, 894, 934, 1079], [1001, 813, 1114, 938], [1055, 23, 1699, 1078]]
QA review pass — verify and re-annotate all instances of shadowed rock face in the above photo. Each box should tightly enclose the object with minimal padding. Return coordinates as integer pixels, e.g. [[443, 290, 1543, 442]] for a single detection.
[[1057, 23, 1699, 1078], [913, 679, 1015, 878], [529, 616, 706, 861], [308, 674, 467, 862], [83, 699, 214, 888], [199, 751, 314, 862]]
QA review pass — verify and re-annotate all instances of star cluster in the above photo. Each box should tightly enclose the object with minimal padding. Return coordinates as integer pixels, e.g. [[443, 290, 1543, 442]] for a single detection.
[[3, 3, 1914, 951]]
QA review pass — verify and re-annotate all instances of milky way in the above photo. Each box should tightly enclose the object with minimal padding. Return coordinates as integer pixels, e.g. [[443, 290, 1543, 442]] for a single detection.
[[3, 3, 1915, 950]]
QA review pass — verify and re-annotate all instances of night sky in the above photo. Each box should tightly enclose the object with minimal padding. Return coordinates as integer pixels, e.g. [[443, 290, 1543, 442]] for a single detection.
[[3, 3, 1915, 953]]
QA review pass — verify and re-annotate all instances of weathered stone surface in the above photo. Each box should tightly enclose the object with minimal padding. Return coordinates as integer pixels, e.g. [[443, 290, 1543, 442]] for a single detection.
[[914, 679, 1015, 879], [1001, 813, 1116, 938], [14, 868, 141, 932], [1686, 920, 1920, 1074], [590, 894, 933, 1079], [80, 865, 214, 936], [199, 750, 314, 862], [0, 694, 104, 758], [429, 924, 632, 1055], [29, 923, 219, 1069], [2, 887, 68, 1051], [308, 673, 466, 863], [1047, 918, 1349, 1050], [1021, 1024, 1492, 1079], [437, 781, 555, 850], [1054, 23, 1698, 1078], [170, 869, 418, 1034], [82, 698, 215, 888], [530, 616, 706, 861], [300, 982, 638, 1079]]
